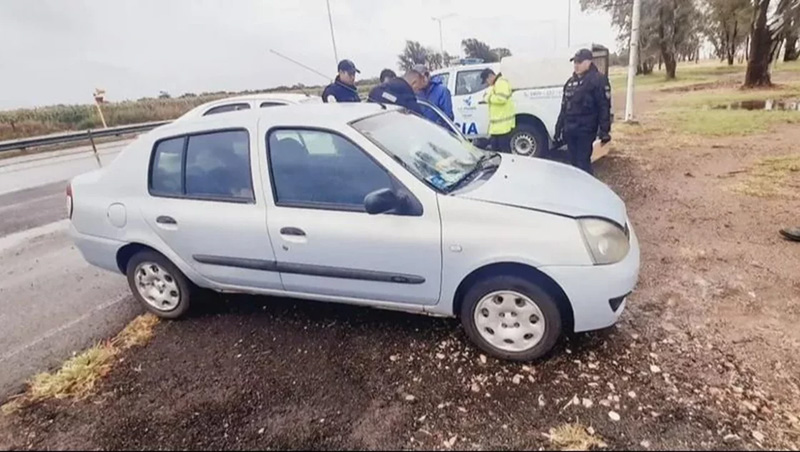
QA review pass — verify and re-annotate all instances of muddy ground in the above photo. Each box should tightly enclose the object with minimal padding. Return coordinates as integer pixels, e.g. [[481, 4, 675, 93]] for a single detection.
[[2, 70, 800, 451]]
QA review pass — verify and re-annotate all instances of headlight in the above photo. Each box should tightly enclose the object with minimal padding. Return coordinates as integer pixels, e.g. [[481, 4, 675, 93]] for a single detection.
[[578, 218, 630, 265]]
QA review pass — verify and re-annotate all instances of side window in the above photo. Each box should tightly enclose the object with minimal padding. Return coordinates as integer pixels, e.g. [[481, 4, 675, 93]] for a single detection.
[[455, 70, 488, 96], [149, 130, 253, 202], [150, 137, 184, 196], [185, 130, 253, 201], [268, 129, 392, 209], [260, 102, 288, 108], [203, 103, 251, 116]]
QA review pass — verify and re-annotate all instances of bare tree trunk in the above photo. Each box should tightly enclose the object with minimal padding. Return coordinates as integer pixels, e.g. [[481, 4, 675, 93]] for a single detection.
[[785, 34, 799, 61], [745, 0, 774, 87]]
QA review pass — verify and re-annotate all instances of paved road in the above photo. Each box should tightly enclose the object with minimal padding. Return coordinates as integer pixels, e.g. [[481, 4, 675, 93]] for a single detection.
[[0, 143, 139, 398]]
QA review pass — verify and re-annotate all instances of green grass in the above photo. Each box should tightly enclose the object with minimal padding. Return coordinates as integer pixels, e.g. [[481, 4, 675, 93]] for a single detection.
[[668, 83, 800, 109], [662, 108, 800, 136], [732, 154, 800, 198], [610, 61, 747, 93]]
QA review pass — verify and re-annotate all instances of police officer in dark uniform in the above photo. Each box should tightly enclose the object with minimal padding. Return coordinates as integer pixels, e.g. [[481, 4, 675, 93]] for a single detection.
[[367, 64, 426, 114], [321, 59, 361, 103], [555, 48, 612, 175]]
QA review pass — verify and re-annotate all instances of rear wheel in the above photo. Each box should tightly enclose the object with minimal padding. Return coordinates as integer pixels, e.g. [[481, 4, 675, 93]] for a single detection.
[[126, 250, 193, 319], [460, 275, 562, 361], [509, 123, 549, 158]]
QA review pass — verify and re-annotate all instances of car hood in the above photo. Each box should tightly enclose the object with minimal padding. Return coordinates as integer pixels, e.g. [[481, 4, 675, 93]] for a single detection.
[[457, 156, 628, 226]]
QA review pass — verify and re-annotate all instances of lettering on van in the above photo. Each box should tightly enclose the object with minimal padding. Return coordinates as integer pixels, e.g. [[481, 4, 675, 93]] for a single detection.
[[519, 87, 563, 100], [455, 122, 480, 136]]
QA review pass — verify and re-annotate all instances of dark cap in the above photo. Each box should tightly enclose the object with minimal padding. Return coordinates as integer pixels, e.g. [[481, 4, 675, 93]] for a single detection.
[[338, 59, 360, 74], [570, 48, 594, 63], [479, 68, 495, 83], [409, 64, 429, 76]]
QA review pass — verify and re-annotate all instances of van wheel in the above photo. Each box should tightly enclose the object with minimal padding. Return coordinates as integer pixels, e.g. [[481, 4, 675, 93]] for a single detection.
[[126, 250, 193, 319], [510, 123, 549, 158], [460, 275, 562, 361]]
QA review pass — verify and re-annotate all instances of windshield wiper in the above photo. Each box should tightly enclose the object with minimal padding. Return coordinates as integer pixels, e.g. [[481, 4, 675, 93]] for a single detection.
[[446, 152, 501, 193]]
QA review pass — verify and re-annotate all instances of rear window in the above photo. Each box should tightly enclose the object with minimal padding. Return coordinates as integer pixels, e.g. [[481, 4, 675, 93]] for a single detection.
[[149, 129, 254, 203], [203, 103, 251, 116], [260, 102, 288, 108]]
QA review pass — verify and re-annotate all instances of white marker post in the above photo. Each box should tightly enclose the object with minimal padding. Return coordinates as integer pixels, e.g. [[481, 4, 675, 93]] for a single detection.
[[625, 0, 642, 122], [93, 88, 108, 129]]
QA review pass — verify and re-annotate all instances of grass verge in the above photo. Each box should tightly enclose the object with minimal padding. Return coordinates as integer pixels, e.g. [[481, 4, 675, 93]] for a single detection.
[[731, 154, 800, 198], [1, 314, 160, 415], [662, 108, 800, 137]]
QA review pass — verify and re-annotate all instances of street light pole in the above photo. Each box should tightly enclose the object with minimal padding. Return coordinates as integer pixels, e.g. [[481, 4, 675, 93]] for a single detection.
[[625, 0, 642, 122], [326, 0, 339, 66], [432, 14, 456, 58], [567, 0, 572, 48]]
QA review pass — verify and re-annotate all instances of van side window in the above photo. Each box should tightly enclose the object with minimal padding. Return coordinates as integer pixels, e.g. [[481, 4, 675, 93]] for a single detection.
[[455, 70, 488, 96]]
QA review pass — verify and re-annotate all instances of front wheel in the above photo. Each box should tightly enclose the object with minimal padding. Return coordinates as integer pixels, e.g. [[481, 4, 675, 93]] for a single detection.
[[460, 275, 562, 361], [509, 123, 550, 158]]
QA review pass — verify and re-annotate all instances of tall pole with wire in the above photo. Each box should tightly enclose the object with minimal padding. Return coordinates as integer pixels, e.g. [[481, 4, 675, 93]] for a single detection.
[[625, 0, 642, 122], [432, 14, 456, 59], [567, 0, 572, 48], [326, 0, 339, 65]]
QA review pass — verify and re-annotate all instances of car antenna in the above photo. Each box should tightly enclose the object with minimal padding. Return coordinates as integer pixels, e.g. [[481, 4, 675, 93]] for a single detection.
[[269, 48, 360, 97]]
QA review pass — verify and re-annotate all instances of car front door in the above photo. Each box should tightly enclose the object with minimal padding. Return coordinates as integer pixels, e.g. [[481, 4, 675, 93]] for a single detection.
[[262, 126, 442, 306], [452, 68, 491, 139], [141, 126, 282, 291]]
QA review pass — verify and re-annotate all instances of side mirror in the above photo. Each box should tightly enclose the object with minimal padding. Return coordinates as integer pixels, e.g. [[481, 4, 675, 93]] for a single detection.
[[364, 188, 399, 215]]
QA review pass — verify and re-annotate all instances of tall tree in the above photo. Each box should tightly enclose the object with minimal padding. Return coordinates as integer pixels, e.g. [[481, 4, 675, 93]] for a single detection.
[[491, 48, 513, 59], [461, 39, 500, 62], [744, 0, 800, 86], [580, 0, 701, 79], [398, 41, 430, 72], [704, 0, 752, 65]]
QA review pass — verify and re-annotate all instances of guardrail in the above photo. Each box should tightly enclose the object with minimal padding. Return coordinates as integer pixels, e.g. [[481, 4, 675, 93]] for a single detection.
[[0, 120, 171, 154]]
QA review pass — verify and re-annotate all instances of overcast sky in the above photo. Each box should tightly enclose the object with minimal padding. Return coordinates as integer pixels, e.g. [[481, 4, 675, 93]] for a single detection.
[[0, 0, 615, 110]]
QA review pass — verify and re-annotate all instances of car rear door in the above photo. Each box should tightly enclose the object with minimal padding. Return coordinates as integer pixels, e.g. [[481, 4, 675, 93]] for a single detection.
[[261, 124, 442, 306], [140, 121, 282, 291]]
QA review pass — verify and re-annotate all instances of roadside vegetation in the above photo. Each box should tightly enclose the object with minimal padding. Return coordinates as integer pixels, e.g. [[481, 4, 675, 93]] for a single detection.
[[1, 314, 159, 415]]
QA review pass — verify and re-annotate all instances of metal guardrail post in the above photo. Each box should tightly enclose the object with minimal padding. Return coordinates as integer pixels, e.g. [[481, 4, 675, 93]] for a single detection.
[[87, 130, 102, 168]]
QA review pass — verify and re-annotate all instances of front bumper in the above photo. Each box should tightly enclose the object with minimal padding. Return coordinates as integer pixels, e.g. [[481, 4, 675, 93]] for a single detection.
[[540, 221, 640, 333]]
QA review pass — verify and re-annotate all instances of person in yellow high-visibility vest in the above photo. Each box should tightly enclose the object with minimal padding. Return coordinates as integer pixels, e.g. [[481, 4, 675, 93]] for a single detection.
[[480, 68, 516, 153]]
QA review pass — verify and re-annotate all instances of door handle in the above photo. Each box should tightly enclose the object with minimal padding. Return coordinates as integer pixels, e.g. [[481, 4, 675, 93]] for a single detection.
[[280, 227, 306, 237], [156, 215, 177, 225]]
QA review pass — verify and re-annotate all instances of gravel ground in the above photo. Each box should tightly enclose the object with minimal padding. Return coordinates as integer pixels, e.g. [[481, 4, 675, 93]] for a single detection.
[[2, 82, 800, 450]]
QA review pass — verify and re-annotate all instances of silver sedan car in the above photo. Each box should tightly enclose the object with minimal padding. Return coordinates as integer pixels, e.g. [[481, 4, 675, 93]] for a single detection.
[[68, 103, 639, 361]]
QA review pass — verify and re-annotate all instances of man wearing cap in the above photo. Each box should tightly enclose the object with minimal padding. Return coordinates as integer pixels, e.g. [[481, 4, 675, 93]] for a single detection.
[[555, 48, 612, 175], [480, 68, 516, 153], [321, 59, 361, 103], [367, 64, 426, 114], [418, 69, 454, 126]]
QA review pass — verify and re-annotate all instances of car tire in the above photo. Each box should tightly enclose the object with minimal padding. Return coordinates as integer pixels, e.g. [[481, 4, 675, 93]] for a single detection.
[[509, 123, 550, 158], [126, 250, 193, 319], [460, 275, 562, 361]]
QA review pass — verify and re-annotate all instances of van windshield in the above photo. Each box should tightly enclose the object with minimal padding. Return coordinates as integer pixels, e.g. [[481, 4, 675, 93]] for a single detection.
[[351, 111, 488, 192]]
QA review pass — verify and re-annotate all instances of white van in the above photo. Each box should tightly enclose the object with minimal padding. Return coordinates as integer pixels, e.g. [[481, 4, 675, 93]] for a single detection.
[[431, 46, 610, 157]]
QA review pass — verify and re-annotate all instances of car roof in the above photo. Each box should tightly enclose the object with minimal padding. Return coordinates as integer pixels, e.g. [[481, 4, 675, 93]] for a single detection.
[[158, 103, 402, 135], [177, 92, 319, 120]]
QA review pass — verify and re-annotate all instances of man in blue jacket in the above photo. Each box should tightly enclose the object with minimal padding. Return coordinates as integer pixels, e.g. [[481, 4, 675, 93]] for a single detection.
[[418, 70, 454, 126], [367, 65, 426, 114], [321, 59, 361, 103]]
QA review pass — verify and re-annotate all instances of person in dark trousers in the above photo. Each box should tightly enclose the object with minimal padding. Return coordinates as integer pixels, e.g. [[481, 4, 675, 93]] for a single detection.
[[379, 69, 397, 84], [418, 69, 454, 126], [480, 68, 516, 153], [780, 227, 800, 241], [554, 48, 612, 175], [321, 59, 361, 103], [368, 65, 426, 114]]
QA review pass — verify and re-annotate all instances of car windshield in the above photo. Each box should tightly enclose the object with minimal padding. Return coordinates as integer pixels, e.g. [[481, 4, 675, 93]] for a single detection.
[[351, 110, 488, 192]]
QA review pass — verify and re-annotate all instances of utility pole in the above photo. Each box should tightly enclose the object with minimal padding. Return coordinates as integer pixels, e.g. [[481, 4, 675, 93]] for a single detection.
[[625, 0, 642, 122], [567, 0, 572, 48], [326, 0, 339, 65], [432, 14, 456, 57]]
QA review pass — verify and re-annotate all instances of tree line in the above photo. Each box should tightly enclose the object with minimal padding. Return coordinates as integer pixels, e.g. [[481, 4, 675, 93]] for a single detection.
[[397, 38, 512, 71], [581, 0, 800, 87]]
